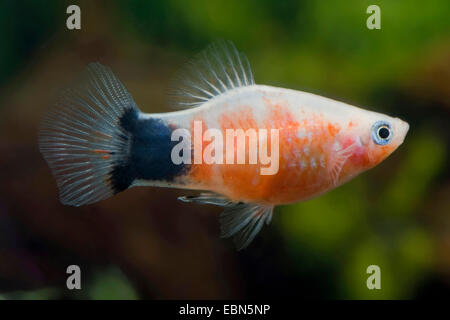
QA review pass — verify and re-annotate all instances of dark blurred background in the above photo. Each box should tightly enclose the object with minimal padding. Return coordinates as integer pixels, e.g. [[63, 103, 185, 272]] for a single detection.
[[0, 0, 449, 299]]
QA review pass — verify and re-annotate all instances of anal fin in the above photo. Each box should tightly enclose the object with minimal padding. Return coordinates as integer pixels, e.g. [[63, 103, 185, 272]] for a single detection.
[[179, 193, 273, 250]]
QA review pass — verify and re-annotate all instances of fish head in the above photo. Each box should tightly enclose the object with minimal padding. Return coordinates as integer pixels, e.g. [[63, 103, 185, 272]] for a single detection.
[[333, 110, 409, 185], [344, 111, 409, 173]]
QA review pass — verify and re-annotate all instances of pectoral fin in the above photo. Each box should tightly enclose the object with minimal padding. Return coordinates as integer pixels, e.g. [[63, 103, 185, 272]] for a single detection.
[[328, 141, 357, 186], [179, 193, 273, 250]]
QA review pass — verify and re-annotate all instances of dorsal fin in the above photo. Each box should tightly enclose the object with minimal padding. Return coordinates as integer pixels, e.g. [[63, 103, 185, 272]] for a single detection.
[[168, 40, 255, 109]]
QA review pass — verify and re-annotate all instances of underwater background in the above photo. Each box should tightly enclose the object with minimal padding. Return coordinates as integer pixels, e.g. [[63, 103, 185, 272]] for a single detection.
[[0, 0, 448, 299]]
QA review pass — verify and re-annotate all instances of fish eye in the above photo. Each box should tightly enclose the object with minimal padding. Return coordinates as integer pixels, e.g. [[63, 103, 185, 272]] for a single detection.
[[371, 121, 393, 145]]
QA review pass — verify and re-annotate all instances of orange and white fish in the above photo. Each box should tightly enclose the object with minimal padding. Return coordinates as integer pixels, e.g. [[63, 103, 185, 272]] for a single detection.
[[39, 41, 409, 250]]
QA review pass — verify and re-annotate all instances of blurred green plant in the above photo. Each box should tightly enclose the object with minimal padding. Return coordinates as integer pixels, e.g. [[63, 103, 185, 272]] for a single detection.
[[0, 288, 58, 300], [0, 267, 138, 300], [87, 267, 138, 300], [115, 0, 449, 101], [0, 0, 62, 88]]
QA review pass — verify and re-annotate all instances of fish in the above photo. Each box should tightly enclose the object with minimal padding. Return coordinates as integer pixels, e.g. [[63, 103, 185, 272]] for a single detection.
[[38, 40, 409, 250]]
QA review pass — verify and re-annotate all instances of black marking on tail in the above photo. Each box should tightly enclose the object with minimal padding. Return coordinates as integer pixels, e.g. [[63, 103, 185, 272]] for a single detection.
[[110, 108, 188, 193]]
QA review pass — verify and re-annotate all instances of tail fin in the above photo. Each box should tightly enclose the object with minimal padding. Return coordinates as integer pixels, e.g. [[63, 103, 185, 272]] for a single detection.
[[39, 63, 139, 206]]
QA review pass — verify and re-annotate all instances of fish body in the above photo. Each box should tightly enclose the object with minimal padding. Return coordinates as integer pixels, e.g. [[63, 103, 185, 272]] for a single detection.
[[146, 85, 407, 205], [39, 41, 409, 249]]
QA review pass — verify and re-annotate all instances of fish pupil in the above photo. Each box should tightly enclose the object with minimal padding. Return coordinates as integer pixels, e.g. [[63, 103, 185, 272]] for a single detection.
[[378, 127, 390, 139]]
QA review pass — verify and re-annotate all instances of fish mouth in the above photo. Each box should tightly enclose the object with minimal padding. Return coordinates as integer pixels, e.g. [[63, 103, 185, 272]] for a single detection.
[[400, 120, 409, 143], [404, 121, 410, 135]]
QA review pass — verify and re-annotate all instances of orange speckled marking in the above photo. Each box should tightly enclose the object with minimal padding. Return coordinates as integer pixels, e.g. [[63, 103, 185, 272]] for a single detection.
[[258, 101, 334, 203], [92, 149, 111, 160], [216, 103, 335, 204], [92, 149, 110, 154], [328, 123, 340, 137], [186, 102, 357, 205], [188, 117, 214, 184], [216, 106, 268, 201]]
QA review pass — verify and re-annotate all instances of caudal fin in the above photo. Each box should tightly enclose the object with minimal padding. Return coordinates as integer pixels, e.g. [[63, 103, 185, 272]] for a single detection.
[[39, 63, 139, 206]]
